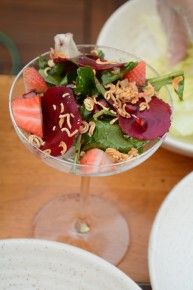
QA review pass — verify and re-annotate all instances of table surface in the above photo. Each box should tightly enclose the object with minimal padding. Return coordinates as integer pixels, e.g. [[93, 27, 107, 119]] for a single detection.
[[0, 75, 192, 284]]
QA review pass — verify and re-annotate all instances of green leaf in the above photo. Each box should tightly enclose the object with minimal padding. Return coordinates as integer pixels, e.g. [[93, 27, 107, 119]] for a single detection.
[[39, 69, 61, 85], [75, 67, 96, 95], [82, 120, 145, 153], [80, 105, 92, 120], [38, 55, 48, 69], [124, 61, 137, 71], [94, 76, 106, 96], [101, 61, 137, 85], [60, 75, 68, 85], [49, 63, 64, 76], [148, 71, 184, 101], [97, 49, 105, 59], [39, 63, 71, 86], [73, 134, 82, 165]]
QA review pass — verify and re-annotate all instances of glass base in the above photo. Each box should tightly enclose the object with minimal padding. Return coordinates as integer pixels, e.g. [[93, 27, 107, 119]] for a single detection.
[[33, 193, 129, 265]]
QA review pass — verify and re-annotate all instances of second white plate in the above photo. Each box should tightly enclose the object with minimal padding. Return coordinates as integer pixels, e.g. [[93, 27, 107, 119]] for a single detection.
[[149, 172, 193, 290]]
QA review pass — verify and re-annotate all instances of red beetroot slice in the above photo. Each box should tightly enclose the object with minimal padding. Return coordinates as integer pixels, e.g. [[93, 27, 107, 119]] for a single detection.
[[118, 96, 172, 140], [77, 55, 124, 71], [41, 87, 81, 156]]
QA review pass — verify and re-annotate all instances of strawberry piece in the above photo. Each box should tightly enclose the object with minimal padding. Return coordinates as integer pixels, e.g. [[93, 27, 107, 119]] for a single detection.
[[12, 96, 43, 137], [23, 91, 37, 99], [119, 96, 171, 140], [41, 87, 81, 156], [124, 61, 146, 86], [80, 148, 113, 174], [23, 67, 48, 93]]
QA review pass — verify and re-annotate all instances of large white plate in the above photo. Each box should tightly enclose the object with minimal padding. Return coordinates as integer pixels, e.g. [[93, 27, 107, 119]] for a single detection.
[[0, 239, 141, 290], [149, 172, 193, 290], [97, 0, 193, 157]]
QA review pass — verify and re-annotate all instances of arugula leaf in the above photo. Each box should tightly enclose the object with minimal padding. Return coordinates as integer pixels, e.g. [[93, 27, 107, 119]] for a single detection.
[[94, 76, 106, 96], [124, 62, 138, 71], [73, 134, 82, 165], [148, 71, 184, 101], [97, 49, 105, 59], [80, 105, 92, 120], [75, 67, 97, 95], [101, 61, 137, 85], [39, 69, 61, 85], [82, 120, 145, 153], [60, 75, 68, 85], [38, 55, 48, 69], [39, 63, 71, 86]]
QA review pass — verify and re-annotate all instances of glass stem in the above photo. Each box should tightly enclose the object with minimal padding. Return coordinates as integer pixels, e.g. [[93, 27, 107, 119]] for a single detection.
[[75, 176, 91, 234]]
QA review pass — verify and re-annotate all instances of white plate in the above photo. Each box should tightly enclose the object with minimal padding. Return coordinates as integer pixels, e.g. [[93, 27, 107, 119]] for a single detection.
[[97, 0, 193, 157], [149, 172, 193, 290], [0, 239, 141, 290]]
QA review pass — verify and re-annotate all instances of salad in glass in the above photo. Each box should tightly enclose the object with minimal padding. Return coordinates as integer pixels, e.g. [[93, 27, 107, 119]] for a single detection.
[[11, 33, 184, 171]]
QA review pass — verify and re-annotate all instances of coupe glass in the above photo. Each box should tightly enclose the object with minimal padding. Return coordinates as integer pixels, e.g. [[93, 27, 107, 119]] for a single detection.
[[9, 45, 171, 265]]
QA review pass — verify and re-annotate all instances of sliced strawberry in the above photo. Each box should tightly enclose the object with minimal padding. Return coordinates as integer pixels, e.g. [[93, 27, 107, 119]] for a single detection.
[[12, 96, 43, 137], [23, 90, 37, 99], [80, 148, 113, 174], [23, 67, 48, 93], [124, 61, 146, 86]]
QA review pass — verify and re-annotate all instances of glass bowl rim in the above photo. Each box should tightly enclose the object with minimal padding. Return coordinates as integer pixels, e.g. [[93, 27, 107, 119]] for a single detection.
[[9, 44, 171, 170]]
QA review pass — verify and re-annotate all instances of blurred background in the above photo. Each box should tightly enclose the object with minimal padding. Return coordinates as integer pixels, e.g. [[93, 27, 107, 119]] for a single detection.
[[0, 0, 127, 75]]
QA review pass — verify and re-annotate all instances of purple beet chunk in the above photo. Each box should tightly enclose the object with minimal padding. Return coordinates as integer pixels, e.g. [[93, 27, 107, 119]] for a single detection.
[[119, 96, 172, 140], [77, 55, 124, 71], [53, 58, 78, 74], [41, 87, 81, 156]]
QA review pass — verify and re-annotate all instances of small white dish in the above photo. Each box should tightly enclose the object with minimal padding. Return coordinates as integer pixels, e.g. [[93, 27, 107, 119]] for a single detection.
[[97, 0, 193, 157], [149, 172, 193, 290], [0, 239, 141, 290]]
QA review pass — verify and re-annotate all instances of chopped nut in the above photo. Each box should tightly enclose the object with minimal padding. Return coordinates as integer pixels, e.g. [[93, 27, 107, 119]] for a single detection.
[[128, 148, 138, 157], [59, 141, 67, 155], [61, 128, 78, 137], [139, 102, 150, 111], [43, 149, 51, 155], [143, 83, 155, 97], [28, 135, 45, 148], [88, 121, 96, 137], [109, 117, 118, 125], [84, 97, 95, 111], [105, 148, 129, 163], [48, 59, 55, 67], [79, 121, 89, 134]]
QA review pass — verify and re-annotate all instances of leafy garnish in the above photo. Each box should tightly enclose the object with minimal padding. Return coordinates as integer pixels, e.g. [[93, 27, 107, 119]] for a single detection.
[[39, 63, 71, 86], [94, 76, 106, 96], [148, 71, 184, 101], [73, 134, 82, 165], [82, 120, 145, 153], [101, 61, 137, 85], [80, 105, 92, 120], [97, 49, 105, 59], [39, 69, 61, 85], [38, 55, 48, 69], [75, 67, 97, 95], [60, 75, 68, 85]]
